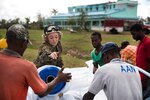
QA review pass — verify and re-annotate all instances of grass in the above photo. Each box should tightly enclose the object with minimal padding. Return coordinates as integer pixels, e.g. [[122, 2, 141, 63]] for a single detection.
[[0, 29, 139, 68]]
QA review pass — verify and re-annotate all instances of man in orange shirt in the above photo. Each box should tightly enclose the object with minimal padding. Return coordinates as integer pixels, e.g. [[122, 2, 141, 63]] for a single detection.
[[120, 41, 137, 65], [0, 24, 72, 100]]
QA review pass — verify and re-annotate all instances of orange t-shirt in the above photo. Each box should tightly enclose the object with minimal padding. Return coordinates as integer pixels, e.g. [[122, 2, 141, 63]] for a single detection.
[[0, 52, 47, 100]]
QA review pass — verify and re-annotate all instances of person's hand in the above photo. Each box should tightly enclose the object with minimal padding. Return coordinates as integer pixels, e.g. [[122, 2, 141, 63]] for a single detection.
[[56, 67, 72, 82], [49, 52, 59, 59]]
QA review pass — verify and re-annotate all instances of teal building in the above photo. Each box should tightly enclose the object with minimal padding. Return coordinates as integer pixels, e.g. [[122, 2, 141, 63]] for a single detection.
[[43, 0, 139, 31]]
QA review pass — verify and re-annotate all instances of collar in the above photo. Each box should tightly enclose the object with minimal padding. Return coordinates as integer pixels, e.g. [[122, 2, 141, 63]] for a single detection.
[[110, 58, 123, 63], [1, 49, 22, 58]]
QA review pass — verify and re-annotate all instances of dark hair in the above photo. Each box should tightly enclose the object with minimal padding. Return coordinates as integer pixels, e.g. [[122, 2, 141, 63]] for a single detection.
[[91, 32, 102, 39], [130, 24, 143, 31], [120, 41, 129, 49]]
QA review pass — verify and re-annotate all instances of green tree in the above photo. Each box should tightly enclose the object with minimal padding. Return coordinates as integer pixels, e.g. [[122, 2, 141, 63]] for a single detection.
[[78, 8, 87, 30], [12, 18, 20, 24], [67, 16, 76, 29], [0, 19, 7, 28], [37, 13, 44, 29], [25, 17, 30, 28], [4, 18, 20, 29]]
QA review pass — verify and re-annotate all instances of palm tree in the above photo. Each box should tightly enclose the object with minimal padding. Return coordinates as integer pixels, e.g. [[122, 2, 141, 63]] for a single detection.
[[51, 9, 58, 15]]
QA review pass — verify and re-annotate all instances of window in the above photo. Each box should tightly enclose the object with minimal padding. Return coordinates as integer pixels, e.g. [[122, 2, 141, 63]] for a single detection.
[[92, 21, 99, 26], [101, 21, 104, 26], [96, 6, 99, 11], [103, 5, 106, 10], [110, 5, 112, 9], [86, 8, 88, 11], [62, 21, 67, 25], [73, 8, 75, 12], [90, 7, 92, 11], [113, 4, 115, 8], [54, 21, 61, 25]]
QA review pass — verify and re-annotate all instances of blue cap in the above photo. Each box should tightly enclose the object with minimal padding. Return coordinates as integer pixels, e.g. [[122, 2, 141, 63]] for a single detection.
[[101, 42, 119, 54]]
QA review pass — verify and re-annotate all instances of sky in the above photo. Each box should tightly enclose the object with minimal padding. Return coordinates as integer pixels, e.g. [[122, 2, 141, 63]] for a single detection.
[[0, 0, 150, 22]]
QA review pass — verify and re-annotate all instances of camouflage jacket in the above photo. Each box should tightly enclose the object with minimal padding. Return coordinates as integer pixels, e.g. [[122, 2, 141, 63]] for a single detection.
[[34, 41, 63, 68]]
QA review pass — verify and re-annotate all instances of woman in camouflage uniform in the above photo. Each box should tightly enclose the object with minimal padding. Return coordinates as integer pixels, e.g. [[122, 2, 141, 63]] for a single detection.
[[34, 25, 63, 68]]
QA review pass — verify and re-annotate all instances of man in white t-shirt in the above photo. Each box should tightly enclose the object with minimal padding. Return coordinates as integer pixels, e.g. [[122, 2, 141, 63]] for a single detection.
[[82, 42, 142, 100]]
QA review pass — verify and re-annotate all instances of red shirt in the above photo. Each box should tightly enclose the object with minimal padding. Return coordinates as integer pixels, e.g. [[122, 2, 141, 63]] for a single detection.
[[136, 36, 150, 80], [0, 52, 47, 100]]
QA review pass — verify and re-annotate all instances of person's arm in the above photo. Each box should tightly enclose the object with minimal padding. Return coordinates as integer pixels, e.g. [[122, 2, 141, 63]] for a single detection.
[[36, 44, 60, 67], [56, 56, 64, 68], [142, 58, 150, 90], [34, 44, 52, 68], [93, 63, 98, 74], [37, 67, 71, 97], [147, 58, 150, 74], [142, 43, 150, 90], [83, 68, 104, 100], [82, 92, 95, 100]]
